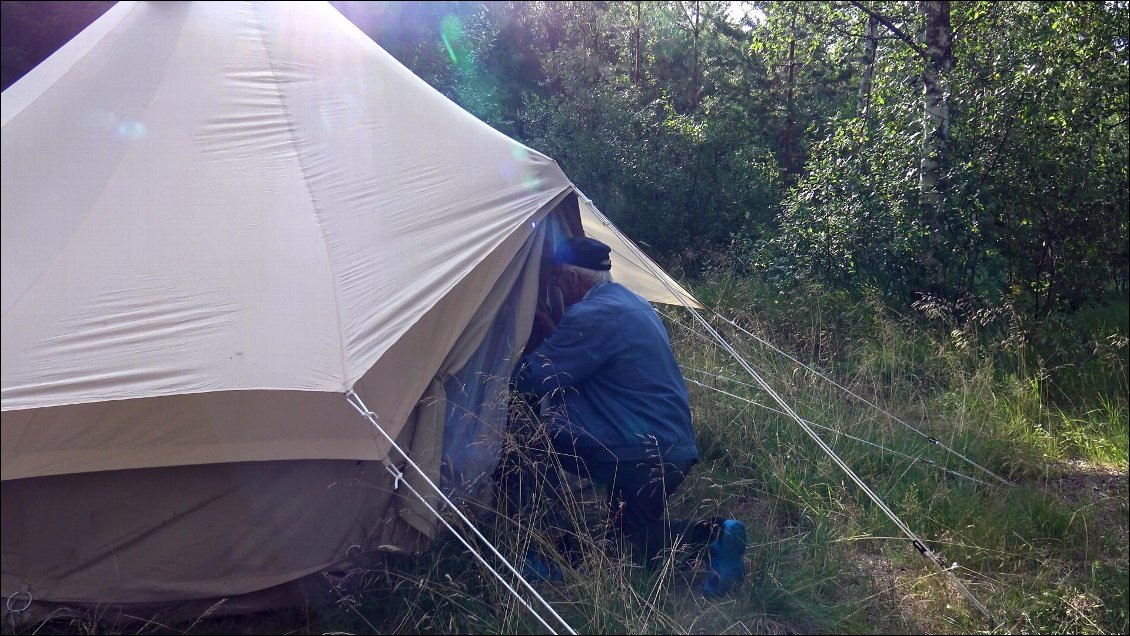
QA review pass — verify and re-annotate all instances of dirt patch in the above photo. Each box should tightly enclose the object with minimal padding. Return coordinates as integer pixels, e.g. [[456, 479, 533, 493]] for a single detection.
[[1038, 459, 1129, 567], [1040, 459, 1129, 506]]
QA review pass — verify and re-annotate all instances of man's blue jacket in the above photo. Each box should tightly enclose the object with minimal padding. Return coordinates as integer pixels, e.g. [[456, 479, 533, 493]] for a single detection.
[[513, 281, 698, 465]]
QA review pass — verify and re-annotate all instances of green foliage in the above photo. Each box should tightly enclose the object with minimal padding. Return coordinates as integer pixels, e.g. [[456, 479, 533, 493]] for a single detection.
[[9, 276, 1127, 636], [507, 2, 785, 262], [949, 1, 1130, 314], [761, 1, 1129, 314], [763, 116, 927, 296], [2, 4, 1128, 634], [5, 1, 1124, 314], [747, 1, 862, 182], [678, 275, 1128, 634]]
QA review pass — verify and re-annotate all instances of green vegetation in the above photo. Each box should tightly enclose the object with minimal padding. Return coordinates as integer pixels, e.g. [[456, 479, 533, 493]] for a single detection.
[[2, 1, 1125, 633], [17, 280, 1126, 635]]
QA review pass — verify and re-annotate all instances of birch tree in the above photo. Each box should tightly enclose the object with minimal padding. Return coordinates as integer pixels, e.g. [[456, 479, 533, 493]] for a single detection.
[[919, 1, 951, 208]]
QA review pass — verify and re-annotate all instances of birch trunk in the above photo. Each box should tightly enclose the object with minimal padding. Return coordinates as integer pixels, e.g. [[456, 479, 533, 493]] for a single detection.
[[858, 15, 879, 119], [920, 1, 952, 208]]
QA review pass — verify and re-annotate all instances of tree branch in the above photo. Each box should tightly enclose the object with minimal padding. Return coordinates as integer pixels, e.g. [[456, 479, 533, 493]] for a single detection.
[[847, 1, 931, 63]]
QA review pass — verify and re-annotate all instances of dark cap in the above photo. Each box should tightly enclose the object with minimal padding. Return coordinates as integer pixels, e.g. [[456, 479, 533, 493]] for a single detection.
[[555, 236, 612, 271]]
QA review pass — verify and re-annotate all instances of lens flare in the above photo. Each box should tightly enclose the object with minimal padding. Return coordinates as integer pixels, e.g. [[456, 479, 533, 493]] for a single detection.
[[440, 15, 462, 63], [522, 172, 541, 192], [117, 121, 146, 139]]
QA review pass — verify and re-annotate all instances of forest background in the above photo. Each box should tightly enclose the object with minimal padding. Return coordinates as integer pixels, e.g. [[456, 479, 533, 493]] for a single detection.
[[1, 1, 1127, 634], [4, 1, 1126, 314]]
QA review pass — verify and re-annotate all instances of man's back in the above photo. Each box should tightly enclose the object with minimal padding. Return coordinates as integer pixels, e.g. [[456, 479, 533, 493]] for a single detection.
[[515, 281, 697, 463]]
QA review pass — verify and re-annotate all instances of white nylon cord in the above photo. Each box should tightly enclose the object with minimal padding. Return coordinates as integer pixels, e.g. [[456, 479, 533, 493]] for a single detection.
[[716, 314, 1014, 488], [663, 308, 1012, 490], [582, 202, 998, 626], [683, 373, 988, 486], [345, 390, 577, 636], [684, 299, 998, 625], [667, 316, 998, 486]]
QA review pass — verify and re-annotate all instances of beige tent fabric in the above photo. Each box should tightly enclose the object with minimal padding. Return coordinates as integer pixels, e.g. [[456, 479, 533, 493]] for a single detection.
[[0, 459, 406, 605], [1, 197, 563, 483], [395, 218, 550, 536], [0, 390, 384, 481], [1, 0, 705, 617], [1, 1, 572, 412], [577, 195, 703, 308], [0, 204, 550, 611], [0, 208, 553, 611]]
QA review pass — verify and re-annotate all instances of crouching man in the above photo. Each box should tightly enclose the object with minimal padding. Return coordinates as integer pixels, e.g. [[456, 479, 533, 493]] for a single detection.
[[511, 236, 745, 597]]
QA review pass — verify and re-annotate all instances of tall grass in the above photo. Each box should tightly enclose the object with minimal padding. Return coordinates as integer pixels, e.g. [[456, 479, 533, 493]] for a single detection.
[[12, 279, 1127, 635], [661, 275, 1128, 635]]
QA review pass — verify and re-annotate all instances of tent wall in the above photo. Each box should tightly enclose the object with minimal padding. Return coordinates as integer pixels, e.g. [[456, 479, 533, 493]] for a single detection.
[[393, 210, 550, 534], [440, 206, 584, 504], [0, 390, 385, 481], [578, 195, 702, 308], [0, 459, 413, 608], [1, 193, 567, 484], [2, 1, 574, 412], [1, 0, 700, 619], [0, 211, 557, 612]]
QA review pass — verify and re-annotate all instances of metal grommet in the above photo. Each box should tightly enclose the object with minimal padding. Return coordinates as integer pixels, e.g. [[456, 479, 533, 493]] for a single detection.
[[6, 591, 32, 614]]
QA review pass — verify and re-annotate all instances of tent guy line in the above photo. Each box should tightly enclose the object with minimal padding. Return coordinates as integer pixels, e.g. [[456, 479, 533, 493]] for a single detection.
[[681, 371, 991, 486], [668, 309, 1005, 486], [345, 388, 577, 636], [683, 305, 999, 626], [585, 197, 999, 626], [716, 314, 1015, 488], [660, 306, 1013, 490]]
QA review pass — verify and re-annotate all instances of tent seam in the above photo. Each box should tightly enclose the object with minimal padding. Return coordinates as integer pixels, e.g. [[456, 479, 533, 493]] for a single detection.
[[1, 2, 134, 127], [345, 185, 572, 386], [2, 1, 135, 321], [1, 3, 187, 325], [250, 2, 351, 389]]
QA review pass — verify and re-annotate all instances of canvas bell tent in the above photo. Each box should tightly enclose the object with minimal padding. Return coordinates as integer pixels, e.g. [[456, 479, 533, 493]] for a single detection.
[[1, 0, 699, 620]]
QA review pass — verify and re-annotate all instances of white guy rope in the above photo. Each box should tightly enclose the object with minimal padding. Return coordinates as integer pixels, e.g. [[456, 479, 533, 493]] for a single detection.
[[582, 201, 998, 625], [664, 306, 1012, 490], [682, 372, 989, 486], [345, 390, 576, 636], [716, 314, 1014, 488], [686, 302, 998, 624]]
